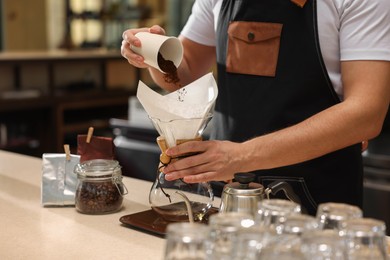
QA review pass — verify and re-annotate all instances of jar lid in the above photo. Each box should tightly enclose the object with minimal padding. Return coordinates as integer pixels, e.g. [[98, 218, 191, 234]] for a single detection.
[[74, 159, 121, 178]]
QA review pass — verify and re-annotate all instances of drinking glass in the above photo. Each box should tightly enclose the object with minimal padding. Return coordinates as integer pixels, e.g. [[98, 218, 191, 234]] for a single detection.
[[316, 202, 362, 230], [277, 213, 319, 236], [255, 199, 301, 229], [256, 214, 317, 259], [339, 218, 388, 259], [208, 212, 254, 260], [164, 222, 210, 260], [301, 229, 348, 260], [258, 233, 305, 259], [231, 225, 277, 260]]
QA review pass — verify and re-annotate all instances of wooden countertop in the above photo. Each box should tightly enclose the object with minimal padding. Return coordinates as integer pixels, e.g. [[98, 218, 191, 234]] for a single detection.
[[1, 150, 388, 258], [0, 150, 165, 259]]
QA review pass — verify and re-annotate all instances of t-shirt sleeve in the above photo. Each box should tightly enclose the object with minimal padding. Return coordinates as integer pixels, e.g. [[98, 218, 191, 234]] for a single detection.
[[340, 0, 390, 61], [180, 0, 217, 46]]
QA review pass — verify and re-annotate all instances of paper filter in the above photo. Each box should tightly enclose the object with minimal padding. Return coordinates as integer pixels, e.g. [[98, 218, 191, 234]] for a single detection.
[[136, 72, 218, 147]]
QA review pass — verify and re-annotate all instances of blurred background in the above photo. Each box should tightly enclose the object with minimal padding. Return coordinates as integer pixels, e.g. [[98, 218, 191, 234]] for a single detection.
[[0, 0, 194, 157], [0, 0, 194, 51]]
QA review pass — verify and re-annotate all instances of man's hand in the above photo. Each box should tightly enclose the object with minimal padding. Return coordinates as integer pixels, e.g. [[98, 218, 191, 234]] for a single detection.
[[121, 25, 166, 69]]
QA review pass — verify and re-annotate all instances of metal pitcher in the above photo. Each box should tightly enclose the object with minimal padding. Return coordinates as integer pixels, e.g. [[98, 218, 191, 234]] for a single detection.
[[219, 172, 301, 216]]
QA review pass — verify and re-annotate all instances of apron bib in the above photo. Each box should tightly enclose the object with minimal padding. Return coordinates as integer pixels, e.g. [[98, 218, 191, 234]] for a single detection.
[[212, 0, 363, 214]]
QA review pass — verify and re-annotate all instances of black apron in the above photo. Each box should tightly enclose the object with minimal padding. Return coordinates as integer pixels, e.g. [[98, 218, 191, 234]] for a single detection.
[[211, 0, 363, 215]]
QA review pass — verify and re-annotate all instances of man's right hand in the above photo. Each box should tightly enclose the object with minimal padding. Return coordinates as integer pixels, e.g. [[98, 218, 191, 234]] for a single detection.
[[121, 25, 166, 69]]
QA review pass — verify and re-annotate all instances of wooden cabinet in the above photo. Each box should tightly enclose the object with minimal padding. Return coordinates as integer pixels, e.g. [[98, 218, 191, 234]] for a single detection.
[[1, 0, 48, 50], [0, 49, 139, 156]]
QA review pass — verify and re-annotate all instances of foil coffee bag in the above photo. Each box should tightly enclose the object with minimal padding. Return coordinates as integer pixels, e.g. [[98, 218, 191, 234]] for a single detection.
[[41, 153, 80, 206]]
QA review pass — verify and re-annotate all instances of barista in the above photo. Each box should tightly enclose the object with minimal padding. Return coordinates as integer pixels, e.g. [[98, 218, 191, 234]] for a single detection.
[[121, 0, 390, 214]]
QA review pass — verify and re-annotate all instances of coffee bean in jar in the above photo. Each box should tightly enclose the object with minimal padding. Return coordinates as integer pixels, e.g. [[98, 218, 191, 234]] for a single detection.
[[74, 159, 127, 214]]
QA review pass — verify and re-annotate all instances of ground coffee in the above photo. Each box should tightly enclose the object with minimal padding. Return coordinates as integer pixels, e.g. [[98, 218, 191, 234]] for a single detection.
[[75, 180, 123, 214], [158, 52, 181, 87]]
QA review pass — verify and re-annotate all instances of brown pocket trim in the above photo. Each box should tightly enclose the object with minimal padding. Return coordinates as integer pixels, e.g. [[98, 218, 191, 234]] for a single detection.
[[228, 21, 283, 43], [226, 21, 283, 77], [291, 0, 307, 8]]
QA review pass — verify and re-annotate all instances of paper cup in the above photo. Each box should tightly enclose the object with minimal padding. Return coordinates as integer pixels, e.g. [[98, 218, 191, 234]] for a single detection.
[[131, 32, 183, 73]]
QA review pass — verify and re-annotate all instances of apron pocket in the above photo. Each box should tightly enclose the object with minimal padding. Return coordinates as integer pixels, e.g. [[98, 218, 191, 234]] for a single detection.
[[227, 21, 283, 77], [258, 175, 318, 215]]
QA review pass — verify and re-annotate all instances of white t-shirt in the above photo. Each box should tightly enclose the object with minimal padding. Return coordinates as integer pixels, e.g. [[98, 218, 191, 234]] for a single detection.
[[180, 0, 390, 97]]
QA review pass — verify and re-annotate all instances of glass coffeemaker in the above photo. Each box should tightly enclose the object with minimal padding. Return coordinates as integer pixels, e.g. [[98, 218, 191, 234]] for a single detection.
[[148, 115, 214, 222]]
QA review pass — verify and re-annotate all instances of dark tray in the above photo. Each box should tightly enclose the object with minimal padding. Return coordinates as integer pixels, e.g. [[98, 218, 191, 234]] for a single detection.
[[119, 207, 219, 237]]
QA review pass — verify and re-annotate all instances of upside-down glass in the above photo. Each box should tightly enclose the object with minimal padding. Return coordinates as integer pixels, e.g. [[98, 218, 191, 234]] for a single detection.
[[259, 214, 319, 260], [208, 212, 255, 260], [276, 213, 319, 236], [301, 229, 348, 260], [339, 218, 388, 259], [255, 199, 301, 229], [148, 115, 214, 222], [316, 202, 363, 230], [164, 222, 211, 260], [258, 234, 305, 260], [231, 225, 277, 260]]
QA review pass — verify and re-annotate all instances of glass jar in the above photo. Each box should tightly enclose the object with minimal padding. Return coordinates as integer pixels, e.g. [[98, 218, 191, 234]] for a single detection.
[[74, 159, 127, 214]]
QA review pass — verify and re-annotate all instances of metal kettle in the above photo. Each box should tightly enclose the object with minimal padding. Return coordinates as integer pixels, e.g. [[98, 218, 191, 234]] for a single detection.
[[219, 173, 301, 216]]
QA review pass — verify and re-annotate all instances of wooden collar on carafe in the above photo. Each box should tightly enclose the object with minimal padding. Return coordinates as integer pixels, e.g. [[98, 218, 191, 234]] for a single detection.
[[156, 136, 202, 165]]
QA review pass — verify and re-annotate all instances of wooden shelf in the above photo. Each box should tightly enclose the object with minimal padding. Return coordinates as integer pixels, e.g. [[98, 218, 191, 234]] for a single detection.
[[63, 119, 110, 134], [0, 97, 52, 111], [0, 49, 122, 62], [0, 50, 137, 156]]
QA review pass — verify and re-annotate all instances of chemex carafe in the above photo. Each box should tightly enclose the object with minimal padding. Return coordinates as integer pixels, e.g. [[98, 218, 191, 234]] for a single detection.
[[148, 116, 214, 222]]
